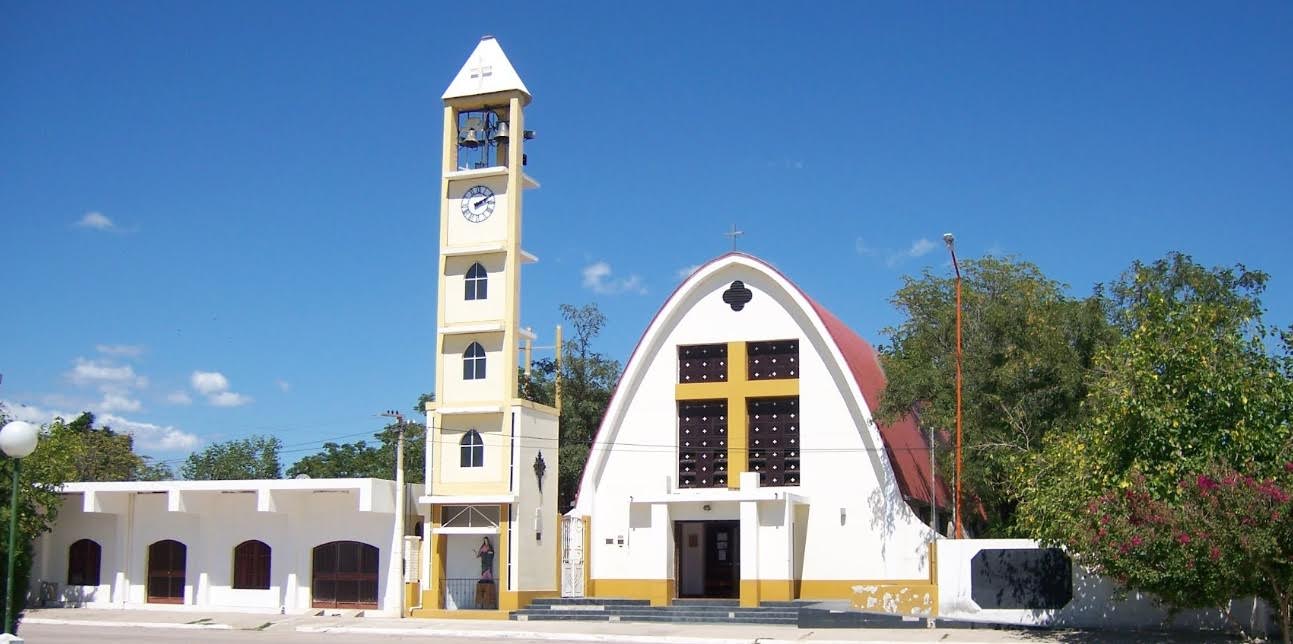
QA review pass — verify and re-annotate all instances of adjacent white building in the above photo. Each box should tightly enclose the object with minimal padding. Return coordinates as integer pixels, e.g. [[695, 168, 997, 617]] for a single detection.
[[32, 478, 415, 615]]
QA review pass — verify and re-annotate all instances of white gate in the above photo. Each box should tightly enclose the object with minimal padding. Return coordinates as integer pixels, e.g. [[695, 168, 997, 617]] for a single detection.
[[560, 515, 585, 597]]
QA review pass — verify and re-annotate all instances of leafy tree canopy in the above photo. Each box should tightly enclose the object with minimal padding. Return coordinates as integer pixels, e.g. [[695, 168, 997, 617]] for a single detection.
[[1018, 253, 1293, 640], [180, 434, 283, 480], [286, 396, 429, 483], [548, 303, 621, 512], [878, 255, 1112, 534]]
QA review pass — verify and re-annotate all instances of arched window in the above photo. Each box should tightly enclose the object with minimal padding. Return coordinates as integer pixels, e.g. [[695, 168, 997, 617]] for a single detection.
[[463, 342, 486, 380], [67, 538, 101, 586], [465, 262, 488, 300], [460, 430, 484, 468], [233, 540, 271, 590]]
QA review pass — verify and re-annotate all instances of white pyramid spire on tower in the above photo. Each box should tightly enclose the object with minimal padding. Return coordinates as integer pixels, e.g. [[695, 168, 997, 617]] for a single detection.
[[442, 35, 531, 101]]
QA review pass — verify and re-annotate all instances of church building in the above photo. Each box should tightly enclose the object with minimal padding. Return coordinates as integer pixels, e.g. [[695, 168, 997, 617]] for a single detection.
[[567, 253, 948, 612]]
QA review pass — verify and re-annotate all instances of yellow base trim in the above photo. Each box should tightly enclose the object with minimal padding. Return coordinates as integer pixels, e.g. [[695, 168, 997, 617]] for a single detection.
[[754, 579, 794, 602], [850, 582, 937, 617], [589, 579, 675, 607], [796, 578, 932, 600], [739, 580, 760, 608], [403, 582, 419, 615], [408, 608, 513, 620]]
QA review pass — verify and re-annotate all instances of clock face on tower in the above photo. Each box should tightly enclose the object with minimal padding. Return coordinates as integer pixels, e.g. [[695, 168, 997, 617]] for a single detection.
[[460, 185, 496, 223]]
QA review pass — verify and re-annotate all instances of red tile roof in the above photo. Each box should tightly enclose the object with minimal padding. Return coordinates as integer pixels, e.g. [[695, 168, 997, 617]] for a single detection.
[[805, 299, 951, 510]]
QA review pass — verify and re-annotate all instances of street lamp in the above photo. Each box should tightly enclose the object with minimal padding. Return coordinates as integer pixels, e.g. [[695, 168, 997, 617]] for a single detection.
[[943, 233, 964, 540], [1, 420, 39, 636]]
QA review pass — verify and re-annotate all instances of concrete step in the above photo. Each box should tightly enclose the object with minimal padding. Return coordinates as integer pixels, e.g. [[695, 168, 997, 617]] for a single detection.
[[511, 612, 799, 624], [529, 597, 650, 606]]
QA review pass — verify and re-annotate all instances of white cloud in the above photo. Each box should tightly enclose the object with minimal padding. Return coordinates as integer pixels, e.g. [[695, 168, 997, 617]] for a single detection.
[[0, 401, 57, 425], [275, 379, 291, 393], [96, 344, 144, 358], [99, 414, 200, 451], [98, 393, 142, 413], [907, 238, 936, 258], [166, 391, 193, 405], [190, 371, 230, 395], [190, 370, 252, 407], [582, 261, 647, 295], [77, 211, 115, 230], [856, 236, 943, 268], [0, 400, 199, 452], [67, 358, 148, 390], [208, 391, 252, 407], [675, 265, 700, 280]]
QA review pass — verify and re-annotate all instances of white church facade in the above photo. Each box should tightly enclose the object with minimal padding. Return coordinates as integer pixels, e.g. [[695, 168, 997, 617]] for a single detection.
[[568, 253, 947, 611]]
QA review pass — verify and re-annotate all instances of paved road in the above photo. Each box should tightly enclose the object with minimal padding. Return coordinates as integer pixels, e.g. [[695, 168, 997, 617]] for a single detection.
[[13, 621, 1247, 644], [18, 624, 562, 643]]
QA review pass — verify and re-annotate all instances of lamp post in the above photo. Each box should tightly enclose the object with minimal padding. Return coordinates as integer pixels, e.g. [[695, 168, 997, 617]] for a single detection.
[[1, 420, 39, 636], [942, 233, 964, 540]]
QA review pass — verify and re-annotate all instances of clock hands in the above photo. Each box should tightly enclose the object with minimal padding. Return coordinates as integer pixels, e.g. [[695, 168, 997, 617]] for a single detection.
[[472, 197, 490, 210]]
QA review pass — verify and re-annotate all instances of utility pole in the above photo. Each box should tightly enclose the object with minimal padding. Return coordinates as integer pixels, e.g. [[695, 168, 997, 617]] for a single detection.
[[381, 410, 407, 618]]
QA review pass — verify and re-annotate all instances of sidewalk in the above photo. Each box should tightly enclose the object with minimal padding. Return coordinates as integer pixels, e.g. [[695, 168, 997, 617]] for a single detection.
[[19, 606, 1241, 643]]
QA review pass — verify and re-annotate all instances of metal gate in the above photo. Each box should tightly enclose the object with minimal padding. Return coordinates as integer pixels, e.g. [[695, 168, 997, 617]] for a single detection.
[[560, 515, 585, 597]]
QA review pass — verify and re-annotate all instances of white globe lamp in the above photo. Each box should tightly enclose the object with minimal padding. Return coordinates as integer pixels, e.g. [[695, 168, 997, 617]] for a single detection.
[[3, 419, 41, 637], [0, 421, 38, 458]]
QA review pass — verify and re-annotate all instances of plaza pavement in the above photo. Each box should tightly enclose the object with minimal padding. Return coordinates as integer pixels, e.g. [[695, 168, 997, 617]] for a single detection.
[[18, 606, 1242, 643]]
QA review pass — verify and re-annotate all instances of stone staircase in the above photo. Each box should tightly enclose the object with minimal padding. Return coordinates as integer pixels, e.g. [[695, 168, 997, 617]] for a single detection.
[[510, 597, 802, 624]]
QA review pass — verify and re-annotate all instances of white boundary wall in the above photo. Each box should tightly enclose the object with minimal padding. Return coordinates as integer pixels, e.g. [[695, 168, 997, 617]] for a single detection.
[[937, 538, 1273, 634]]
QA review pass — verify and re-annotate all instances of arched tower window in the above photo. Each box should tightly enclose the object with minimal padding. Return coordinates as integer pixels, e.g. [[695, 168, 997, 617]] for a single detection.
[[232, 540, 271, 590], [463, 342, 486, 380], [460, 430, 484, 468], [465, 262, 488, 300]]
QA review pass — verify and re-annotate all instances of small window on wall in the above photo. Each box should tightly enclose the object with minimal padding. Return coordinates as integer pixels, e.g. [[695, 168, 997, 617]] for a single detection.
[[460, 430, 484, 468], [232, 540, 271, 590], [465, 262, 488, 301], [747, 339, 798, 380], [463, 342, 487, 380], [67, 538, 102, 586], [678, 344, 728, 383]]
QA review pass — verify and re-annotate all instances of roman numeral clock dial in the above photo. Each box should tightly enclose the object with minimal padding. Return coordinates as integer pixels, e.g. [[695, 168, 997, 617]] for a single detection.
[[461, 184, 496, 223]]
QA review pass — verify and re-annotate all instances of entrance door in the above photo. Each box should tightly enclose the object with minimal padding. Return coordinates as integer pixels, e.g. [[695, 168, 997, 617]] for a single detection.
[[312, 541, 379, 609], [674, 520, 739, 598], [146, 539, 186, 604]]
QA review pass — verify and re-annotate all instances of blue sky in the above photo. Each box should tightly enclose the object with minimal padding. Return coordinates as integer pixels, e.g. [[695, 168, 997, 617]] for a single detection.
[[2, 2, 1290, 470]]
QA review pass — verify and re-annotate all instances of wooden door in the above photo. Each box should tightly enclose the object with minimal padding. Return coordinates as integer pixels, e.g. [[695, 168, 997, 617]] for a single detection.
[[146, 539, 186, 604], [312, 541, 379, 609]]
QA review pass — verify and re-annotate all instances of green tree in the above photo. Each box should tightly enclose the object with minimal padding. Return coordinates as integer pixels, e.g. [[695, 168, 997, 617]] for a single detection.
[[180, 435, 283, 480], [878, 256, 1111, 534], [286, 395, 429, 483], [0, 406, 77, 634], [1019, 253, 1293, 639], [49, 412, 173, 481], [553, 303, 621, 512]]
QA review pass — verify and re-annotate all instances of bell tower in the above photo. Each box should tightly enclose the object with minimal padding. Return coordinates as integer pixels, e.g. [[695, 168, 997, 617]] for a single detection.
[[418, 36, 560, 615]]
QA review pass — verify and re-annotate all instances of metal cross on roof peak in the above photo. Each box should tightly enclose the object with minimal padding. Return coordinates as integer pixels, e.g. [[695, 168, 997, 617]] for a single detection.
[[723, 224, 744, 251]]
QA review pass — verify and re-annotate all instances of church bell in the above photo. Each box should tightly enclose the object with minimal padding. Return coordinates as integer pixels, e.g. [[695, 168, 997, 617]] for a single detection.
[[459, 117, 484, 148], [491, 120, 510, 144]]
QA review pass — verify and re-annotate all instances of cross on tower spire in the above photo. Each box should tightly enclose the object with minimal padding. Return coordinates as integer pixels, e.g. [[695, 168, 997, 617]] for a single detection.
[[723, 224, 744, 251]]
